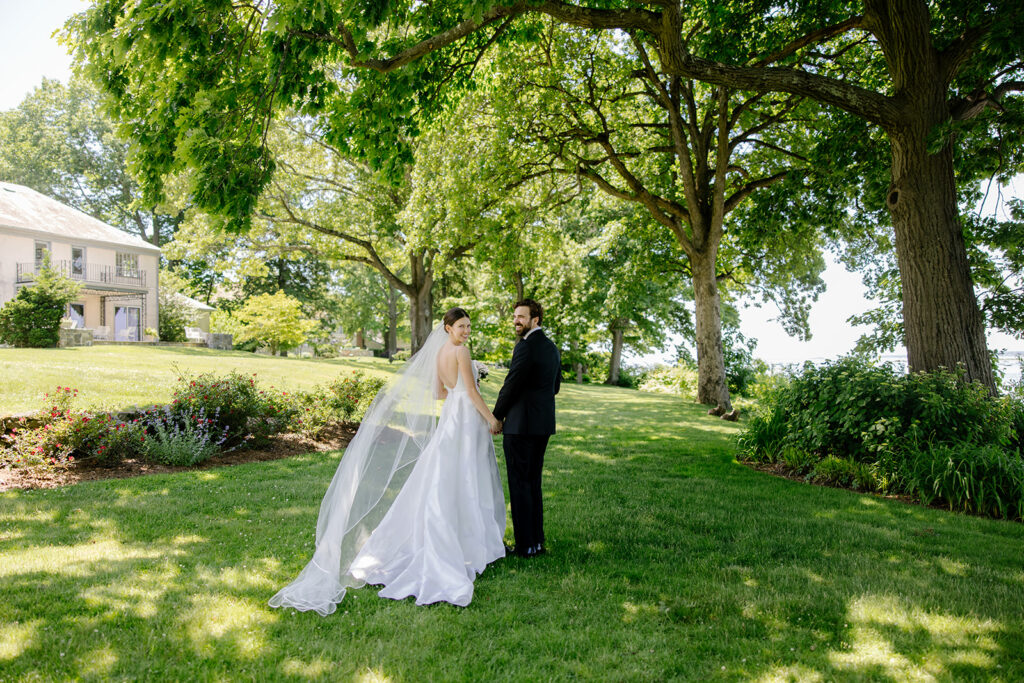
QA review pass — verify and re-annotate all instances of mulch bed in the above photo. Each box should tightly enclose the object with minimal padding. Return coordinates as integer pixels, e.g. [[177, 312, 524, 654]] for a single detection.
[[0, 423, 356, 492]]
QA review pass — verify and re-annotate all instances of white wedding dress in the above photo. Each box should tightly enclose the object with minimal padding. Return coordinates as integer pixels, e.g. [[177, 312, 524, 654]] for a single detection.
[[269, 325, 505, 615], [348, 373, 506, 606]]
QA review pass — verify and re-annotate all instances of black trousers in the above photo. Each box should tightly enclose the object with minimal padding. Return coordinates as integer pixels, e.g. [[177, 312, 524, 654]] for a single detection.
[[503, 434, 550, 550]]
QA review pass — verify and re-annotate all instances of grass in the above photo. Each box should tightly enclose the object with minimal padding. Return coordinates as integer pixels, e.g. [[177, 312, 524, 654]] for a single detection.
[[2, 352, 1024, 680], [0, 346, 395, 415]]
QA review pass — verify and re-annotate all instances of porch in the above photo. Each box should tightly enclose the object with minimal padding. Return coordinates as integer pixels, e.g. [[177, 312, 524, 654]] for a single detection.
[[16, 260, 147, 289], [64, 290, 149, 342]]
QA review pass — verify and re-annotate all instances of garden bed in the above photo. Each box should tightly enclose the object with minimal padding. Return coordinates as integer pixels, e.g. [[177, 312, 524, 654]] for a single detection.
[[0, 422, 355, 492]]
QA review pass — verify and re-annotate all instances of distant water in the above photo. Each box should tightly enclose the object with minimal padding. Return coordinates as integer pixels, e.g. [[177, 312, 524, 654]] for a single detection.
[[766, 352, 1023, 384]]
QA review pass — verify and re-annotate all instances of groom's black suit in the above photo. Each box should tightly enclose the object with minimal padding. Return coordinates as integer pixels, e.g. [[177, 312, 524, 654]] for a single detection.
[[493, 328, 560, 553]]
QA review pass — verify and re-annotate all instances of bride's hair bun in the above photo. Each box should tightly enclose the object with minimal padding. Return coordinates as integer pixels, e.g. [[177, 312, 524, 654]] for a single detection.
[[443, 307, 470, 331]]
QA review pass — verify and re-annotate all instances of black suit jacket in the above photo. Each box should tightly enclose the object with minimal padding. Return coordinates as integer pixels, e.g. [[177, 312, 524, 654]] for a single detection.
[[493, 329, 561, 435]]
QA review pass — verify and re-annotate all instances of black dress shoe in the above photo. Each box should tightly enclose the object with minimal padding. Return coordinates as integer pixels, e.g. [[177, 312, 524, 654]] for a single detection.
[[503, 543, 517, 556]]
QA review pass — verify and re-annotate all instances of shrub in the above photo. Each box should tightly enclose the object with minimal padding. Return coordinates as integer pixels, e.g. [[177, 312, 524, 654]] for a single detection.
[[779, 447, 818, 476], [639, 364, 699, 399], [736, 406, 787, 463], [158, 291, 195, 342], [233, 291, 318, 354], [899, 443, 1024, 520], [740, 358, 1015, 463], [0, 258, 81, 347], [613, 364, 646, 389], [810, 456, 878, 491], [170, 371, 294, 448], [0, 386, 144, 467], [290, 371, 385, 438], [738, 357, 1024, 520], [141, 405, 229, 466]]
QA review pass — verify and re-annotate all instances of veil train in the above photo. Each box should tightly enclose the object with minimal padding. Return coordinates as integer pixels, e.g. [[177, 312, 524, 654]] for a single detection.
[[269, 324, 449, 615]]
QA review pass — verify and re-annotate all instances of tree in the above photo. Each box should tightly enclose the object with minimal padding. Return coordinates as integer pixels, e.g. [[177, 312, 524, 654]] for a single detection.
[[157, 289, 195, 343], [0, 75, 182, 247], [68, 0, 1024, 392], [233, 291, 318, 355], [254, 116, 485, 352], [0, 258, 82, 348], [489, 26, 828, 412]]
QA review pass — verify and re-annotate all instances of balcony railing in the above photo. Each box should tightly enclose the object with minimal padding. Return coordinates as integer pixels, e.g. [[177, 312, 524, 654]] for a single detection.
[[16, 261, 147, 289]]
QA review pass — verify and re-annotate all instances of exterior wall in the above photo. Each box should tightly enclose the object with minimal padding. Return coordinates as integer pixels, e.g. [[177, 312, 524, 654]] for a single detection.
[[0, 227, 160, 338], [142, 253, 159, 333], [195, 309, 211, 333], [0, 234, 36, 306]]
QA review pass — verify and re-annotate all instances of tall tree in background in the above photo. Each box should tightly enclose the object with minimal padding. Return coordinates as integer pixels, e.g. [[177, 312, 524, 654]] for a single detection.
[[0, 76, 180, 246], [256, 116, 497, 352], [67, 0, 1023, 391], [489, 27, 828, 413]]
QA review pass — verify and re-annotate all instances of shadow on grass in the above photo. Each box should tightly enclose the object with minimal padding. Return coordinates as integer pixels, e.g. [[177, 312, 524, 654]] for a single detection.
[[2, 384, 1023, 680]]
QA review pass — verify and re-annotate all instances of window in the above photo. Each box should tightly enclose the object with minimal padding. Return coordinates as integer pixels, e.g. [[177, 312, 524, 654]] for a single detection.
[[114, 306, 141, 341], [116, 252, 138, 277], [68, 303, 85, 328], [71, 246, 86, 277], [34, 241, 51, 268]]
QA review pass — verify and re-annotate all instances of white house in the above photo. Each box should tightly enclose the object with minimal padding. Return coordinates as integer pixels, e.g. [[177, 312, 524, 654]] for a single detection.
[[173, 292, 215, 335], [0, 182, 160, 341]]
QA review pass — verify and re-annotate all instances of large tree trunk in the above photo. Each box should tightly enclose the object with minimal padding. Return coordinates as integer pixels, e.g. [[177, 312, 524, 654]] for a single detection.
[[605, 323, 625, 385], [887, 131, 994, 391], [385, 284, 399, 359], [691, 250, 733, 414], [408, 253, 434, 353], [570, 339, 584, 384], [512, 271, 525, 302]]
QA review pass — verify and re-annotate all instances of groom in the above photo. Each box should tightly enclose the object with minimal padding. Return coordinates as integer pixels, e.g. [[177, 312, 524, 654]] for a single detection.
[[492, 299, 561, 558]]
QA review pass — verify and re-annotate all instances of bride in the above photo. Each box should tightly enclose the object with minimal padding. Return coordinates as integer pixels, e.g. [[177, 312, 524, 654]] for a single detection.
[[269, 307, 506, 614]]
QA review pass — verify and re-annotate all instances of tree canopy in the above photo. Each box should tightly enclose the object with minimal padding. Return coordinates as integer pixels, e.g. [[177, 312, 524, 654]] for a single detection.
[[65, 0, 1024, 390]]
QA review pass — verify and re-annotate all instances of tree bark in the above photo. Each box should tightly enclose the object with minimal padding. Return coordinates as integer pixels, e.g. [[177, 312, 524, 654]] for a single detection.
[[513, 271, 525, 302], [887, 129, 994, 390], [605, 323, 625, 385], [385, 284, 399, 358], [408, 252, 434, 353], [570, 339, 584, 383], [692, 249, 732, 413]]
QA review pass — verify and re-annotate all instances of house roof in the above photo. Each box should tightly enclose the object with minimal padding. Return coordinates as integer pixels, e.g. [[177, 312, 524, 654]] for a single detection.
[[173, 292, 216, 311], [0, 182, 161, 254]]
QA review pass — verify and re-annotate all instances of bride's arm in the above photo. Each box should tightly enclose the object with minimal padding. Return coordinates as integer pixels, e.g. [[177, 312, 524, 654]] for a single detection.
[[457, 346, 500, 431], [435, 372, 448, 400]]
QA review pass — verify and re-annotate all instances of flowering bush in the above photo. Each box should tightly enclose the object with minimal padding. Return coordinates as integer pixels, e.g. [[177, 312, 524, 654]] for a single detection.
[[141, 405, 229, 466], [290, 371, 385, 438], [1, 371, 387, 471], [170, 371, 294, 448], [0, 386, 144, 468]]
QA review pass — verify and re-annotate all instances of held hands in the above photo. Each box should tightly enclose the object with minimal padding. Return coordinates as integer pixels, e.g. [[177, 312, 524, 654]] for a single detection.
[[488, 415, 503, 435]]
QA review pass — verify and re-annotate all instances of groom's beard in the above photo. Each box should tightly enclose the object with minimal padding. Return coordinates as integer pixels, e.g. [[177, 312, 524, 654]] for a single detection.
[[515, 322, 534, 337]]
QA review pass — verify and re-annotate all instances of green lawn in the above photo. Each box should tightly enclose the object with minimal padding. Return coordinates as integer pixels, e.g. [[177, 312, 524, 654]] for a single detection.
[[2, 351, 1023, 681], [0, 346, 395, 415]]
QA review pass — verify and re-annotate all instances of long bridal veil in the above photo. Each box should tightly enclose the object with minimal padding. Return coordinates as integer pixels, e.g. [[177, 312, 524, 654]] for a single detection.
[[269, 324, 449, 615]]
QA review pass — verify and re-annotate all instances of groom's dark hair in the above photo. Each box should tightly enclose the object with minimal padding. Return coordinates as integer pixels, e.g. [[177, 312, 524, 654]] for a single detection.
[[515, 299, 543, 324]]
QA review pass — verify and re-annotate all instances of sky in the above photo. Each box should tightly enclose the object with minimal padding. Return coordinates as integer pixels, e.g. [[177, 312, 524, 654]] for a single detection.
[[1, 0, 1020, 371]]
